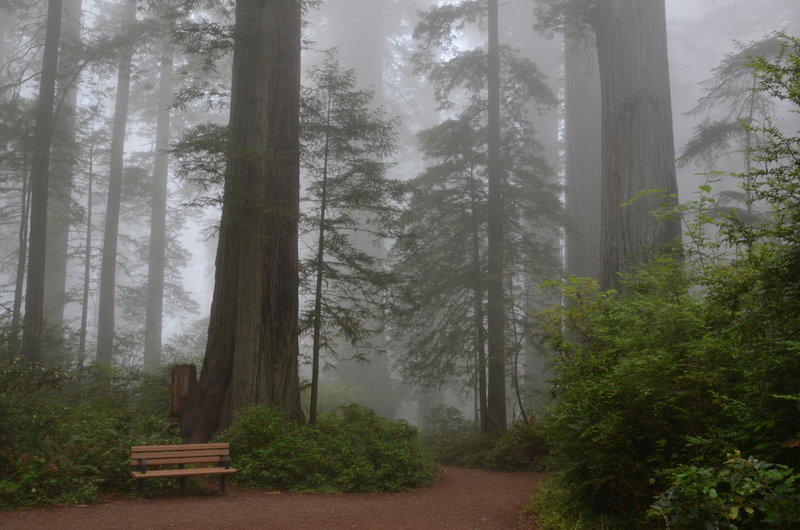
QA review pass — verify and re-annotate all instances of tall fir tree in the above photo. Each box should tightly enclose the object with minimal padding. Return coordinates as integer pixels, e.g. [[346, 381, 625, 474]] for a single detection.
[[300, 53, 403, 423]]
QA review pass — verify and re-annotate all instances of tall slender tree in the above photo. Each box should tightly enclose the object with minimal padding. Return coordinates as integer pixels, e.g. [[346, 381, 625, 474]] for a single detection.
[[22, 0, 63, 362], [179, 0, 305, 442], [485, 0, 506, 431], [409, 0, 559, 432], [143, 34, 174, 373], [43, 0, 82, 334], [300, 54, 402, 424], [96, 0, 137, 365], [314, 0, 399, 423]]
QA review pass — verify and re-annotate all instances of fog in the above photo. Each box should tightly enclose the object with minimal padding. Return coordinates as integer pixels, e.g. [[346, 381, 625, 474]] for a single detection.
[[1, 0, 797, 427]]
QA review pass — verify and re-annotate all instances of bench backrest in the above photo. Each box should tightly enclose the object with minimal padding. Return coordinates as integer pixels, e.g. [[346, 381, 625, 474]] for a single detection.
[[131, 442, 231, 469]]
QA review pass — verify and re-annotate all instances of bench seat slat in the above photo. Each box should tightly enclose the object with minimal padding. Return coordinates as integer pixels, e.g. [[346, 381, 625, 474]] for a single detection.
[[131, 443, 230, 452], [132, 449, 229, 460], [130, 456, 226, 466], [132, 467, 237, 479]]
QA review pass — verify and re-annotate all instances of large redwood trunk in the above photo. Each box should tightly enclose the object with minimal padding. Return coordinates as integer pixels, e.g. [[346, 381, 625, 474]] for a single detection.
[[564, 29, 602, 280], [485, 0, 506, 432], [22, 0, 63, 362], [179, 0, 304, 442], [43, 0, 82, 337], [590, 0, 681, 291]]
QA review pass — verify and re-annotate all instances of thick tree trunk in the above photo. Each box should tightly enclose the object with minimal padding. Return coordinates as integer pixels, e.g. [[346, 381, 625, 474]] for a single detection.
[[564, 30, 602, 280], [22, 0, 63, 363], [486, 0, 506, 432], [590, 0, 681, 292], [144, 36, 174, 373], [43, 0, 82, 334], [96, 0, 136, 365], [179, 0, 304, 442]]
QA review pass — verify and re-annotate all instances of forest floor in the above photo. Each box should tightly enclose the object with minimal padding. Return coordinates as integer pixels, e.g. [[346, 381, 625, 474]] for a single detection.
[[1, 467, 544, 529]]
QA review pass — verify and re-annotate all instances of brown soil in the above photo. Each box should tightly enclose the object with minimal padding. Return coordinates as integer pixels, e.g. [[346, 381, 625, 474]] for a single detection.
[[1, 467, 544, 529]]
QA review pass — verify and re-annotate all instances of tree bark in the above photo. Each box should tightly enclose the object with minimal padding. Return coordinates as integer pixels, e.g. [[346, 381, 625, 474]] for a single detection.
[[179, 0, 305, 442], [43, 0, 82, 335], [486, 0, 506, 432], [96, 0, 136, 365], [590, 0, 681, 292], [564, 29, 602, 280], [469, 167, 488, 432], [22, 0, 63, 363], [144, 36, 174, 373]]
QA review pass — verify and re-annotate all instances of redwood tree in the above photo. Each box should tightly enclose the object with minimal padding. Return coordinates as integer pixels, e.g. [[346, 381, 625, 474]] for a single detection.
[[564, 29, 601, 280], [590, 0, 681, 290], [43, 0, 82, 333], [486, 0, 506, 432], [22, 0, 63, 362], [179, 0, 305, 442], [95, 0, 137, 365], [143, 34, 174, 373]]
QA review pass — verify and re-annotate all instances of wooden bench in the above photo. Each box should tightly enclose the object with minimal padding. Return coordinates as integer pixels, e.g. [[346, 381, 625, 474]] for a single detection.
[[131, 442, 236, 494]]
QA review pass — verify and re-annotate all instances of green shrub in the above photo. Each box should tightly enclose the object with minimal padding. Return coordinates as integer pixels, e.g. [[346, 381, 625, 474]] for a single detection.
[[536, 251, 800, 525], [320, 404, 437, 491], [0, 359, 179, 510], [649, 452, 800, 529], [220, 404, 437, 493], [218, 406, 329, 490], [526, 477, 621, 530]]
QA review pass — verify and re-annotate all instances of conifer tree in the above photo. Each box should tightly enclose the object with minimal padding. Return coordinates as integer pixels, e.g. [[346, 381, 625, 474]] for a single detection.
[[404, 0, 560, 431], [300, 52, 404, 424]]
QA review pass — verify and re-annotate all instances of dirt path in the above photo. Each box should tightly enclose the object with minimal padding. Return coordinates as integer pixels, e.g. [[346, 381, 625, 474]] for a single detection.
[[1, 467, 543, 529]]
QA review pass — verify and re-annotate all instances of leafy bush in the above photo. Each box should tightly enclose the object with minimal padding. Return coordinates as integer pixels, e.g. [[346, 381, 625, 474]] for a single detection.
[[0, 358, 179, 510], [220, 404, 437, 493], [526, 477, 621, 530], [536, 253, 800, 525], [650, 452, 800, 529]]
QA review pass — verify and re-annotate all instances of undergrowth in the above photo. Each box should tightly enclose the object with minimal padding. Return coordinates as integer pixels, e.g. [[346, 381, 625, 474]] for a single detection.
[[219, 404, 438, 493], [0, 359, 179, 510], [421, 405, 548, 471]]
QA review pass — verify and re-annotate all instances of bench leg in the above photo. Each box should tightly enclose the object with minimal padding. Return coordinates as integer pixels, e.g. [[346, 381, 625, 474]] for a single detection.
[[179, 476, 186, 493], [220, 475, 226, 495], [137, 479, 143, 494]]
